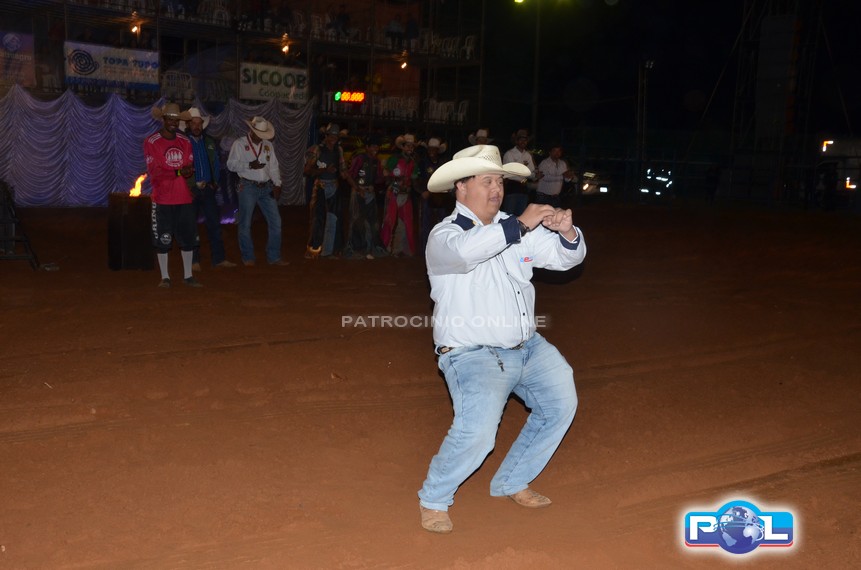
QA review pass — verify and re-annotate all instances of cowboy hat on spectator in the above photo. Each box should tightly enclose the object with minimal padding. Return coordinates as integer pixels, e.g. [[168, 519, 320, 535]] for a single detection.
[[467, 128, 493, 145], [321, 123, 349, 138], [395, 133, 417, 150], [184, 107, 210, 129], [420, 137, 447, 153], [152, 102, 191, 122], [246, 116, 275, 140]]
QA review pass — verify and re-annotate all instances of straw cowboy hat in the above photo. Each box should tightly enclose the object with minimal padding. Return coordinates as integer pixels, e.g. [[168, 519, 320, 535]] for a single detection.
[[151, 102, 191, 122], [467, 128, 493, 145], [419, 137, 447, 153], [395, 133, 417, 150], [246, 116, 275, 140], [184, 107, 210, 130], [427, 144, 530, 193]]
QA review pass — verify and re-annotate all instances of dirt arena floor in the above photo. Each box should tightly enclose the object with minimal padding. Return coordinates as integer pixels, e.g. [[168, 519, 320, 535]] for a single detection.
[[1, 201, 859, 569]]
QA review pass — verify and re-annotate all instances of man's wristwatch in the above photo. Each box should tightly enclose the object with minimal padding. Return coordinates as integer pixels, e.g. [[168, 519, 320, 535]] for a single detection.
[[518, 220, 530, 237]]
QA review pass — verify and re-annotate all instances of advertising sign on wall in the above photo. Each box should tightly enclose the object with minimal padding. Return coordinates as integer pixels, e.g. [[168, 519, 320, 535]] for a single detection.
[[64, 41, 159, 90], [0, 31, 36, 87], [239, 63, 307, 103]]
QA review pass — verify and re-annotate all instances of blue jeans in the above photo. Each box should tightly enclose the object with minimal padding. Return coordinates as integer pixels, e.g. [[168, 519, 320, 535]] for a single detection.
[[237, 180, 282, 263], [308, 179, 341, 256], [192, 185, 226, 265], [418, 333, 577, 511], [346, 188, 379, 255]]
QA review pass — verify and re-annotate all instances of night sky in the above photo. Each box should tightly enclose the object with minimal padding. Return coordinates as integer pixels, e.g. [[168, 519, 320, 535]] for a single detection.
[[483, 0, 860, 140]]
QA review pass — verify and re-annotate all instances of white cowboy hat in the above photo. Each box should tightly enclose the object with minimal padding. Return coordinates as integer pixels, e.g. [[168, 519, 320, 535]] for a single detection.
[[246, 116, 275, 140], [427, 145, 530, 193], [467, 128, 493, 145], [395, 133, 417, 150], [184, 107, 210, 130], [420, 137, 447, 153], [152, 102, 191, 122]]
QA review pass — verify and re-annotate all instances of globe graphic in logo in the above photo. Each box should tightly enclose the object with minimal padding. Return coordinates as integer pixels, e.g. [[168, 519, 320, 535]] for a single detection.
[[2, 33, 21, 53], [718, 505, 765, 554]]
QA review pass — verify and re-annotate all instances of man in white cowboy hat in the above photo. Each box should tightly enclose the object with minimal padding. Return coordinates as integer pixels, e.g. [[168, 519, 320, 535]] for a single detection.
[[416, 144, 586, 534], [143, 102, 202, 288], [381, 133, 419, 256], [502, 128, 540, 216], [416, 136, 450, 252], [226, 116, 288, 266], [467, 128, 492, 146], [184, 107, 236, 270], [303, 123, 357, 259]]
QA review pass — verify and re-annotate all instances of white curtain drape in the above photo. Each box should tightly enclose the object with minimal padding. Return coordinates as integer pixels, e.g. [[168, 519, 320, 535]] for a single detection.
[[0, 85, 314, 206]]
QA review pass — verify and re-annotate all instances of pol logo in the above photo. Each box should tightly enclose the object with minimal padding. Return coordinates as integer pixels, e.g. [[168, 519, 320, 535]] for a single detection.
[[684, 500, 794, 554]]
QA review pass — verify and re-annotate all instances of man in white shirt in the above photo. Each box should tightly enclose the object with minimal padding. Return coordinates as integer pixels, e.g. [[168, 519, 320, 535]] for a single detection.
[[226, 116, 288, 266], [536, 145, 577, 208], [417, 144, 586, 534], [502, 129, 539, 216]]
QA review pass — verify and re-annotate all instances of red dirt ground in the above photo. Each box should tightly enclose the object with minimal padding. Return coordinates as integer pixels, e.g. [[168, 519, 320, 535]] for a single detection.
[[1, 202, 859, 569]]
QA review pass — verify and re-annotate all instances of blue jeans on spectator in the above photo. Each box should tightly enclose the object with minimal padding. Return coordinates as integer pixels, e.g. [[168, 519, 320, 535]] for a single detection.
[[237, 180, 282, 264], [308, 179, 341, 256], [418, 333, 577, 511], [346, 188, 379, 256], [192, 185, 226, 265]]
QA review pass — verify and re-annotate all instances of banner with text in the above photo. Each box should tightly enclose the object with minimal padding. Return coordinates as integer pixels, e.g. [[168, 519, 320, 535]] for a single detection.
[[0, 31, 35, 87], [239, 63, 307, 103], [64, 41, 159, 90]]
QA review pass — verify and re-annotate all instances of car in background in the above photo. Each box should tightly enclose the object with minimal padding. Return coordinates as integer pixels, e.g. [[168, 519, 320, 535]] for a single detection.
[[580, 169, 611, 197], [561, 165, 613, 206]]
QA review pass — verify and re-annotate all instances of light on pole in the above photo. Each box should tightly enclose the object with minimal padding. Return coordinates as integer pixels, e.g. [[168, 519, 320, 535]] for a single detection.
[[636, 59, 654, 195]]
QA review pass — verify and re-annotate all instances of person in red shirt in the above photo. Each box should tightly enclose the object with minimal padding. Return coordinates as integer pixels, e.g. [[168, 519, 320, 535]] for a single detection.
[[381, 133, 419, 256], [143, 102, 202, 288]]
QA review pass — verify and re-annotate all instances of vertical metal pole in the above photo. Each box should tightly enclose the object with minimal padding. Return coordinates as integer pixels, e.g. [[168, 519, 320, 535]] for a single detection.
[[234, 0, 240, 103], [530, 0, 540, 140], [305, 4, 314, 115], [642, 63, 648, 172], [478, 0, 486, 125], [63, 0, 68, 43], [156, 2, 161, 100], [368, 0, 376, 131]]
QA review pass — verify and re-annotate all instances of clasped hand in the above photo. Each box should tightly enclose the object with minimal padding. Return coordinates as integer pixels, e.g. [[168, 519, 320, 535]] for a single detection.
[[518, 204, 574, 234]]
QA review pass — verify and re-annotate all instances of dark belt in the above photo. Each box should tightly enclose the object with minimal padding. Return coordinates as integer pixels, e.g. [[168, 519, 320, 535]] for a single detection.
[[241, 178, 270, 187], [437, 342, 525, 355]]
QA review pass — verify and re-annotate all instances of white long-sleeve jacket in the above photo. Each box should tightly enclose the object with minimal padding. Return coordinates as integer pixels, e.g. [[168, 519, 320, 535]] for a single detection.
[[426, 201, 586, 349]]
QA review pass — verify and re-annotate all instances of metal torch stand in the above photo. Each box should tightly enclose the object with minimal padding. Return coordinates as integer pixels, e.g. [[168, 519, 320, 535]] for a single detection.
[[108, 193, 154, 271], [0, 180, 40, 270]]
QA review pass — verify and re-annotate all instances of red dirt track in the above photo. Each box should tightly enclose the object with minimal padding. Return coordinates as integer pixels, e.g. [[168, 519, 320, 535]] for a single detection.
[[1, 203, 859, 569]]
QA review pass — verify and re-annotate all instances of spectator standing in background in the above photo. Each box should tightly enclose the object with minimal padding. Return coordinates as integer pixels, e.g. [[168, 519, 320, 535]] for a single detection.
[[143, 102, 202, 288]]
